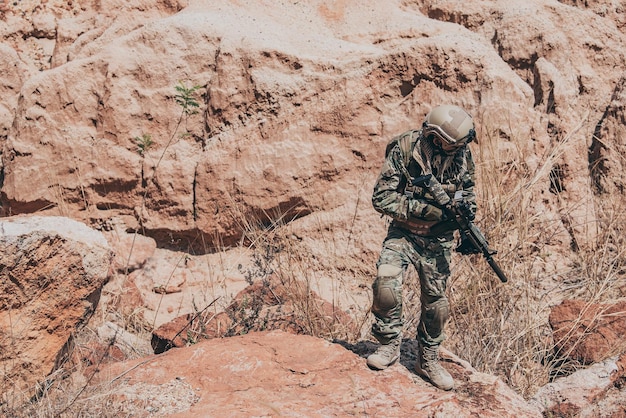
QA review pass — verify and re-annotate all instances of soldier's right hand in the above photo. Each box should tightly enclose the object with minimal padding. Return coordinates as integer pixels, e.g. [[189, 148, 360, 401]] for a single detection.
[[420, 204, 445, 221], [455, 200, 475, 221]]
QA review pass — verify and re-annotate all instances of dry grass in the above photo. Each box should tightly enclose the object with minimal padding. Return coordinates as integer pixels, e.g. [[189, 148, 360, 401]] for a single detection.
[[442, 118, 626, 398]]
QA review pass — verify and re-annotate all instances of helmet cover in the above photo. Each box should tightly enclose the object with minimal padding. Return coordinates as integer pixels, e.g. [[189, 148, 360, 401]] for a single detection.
[[422, 105, 475, 151]]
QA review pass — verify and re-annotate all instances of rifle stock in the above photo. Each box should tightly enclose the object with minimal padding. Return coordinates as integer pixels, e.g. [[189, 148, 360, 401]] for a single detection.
[[413, 174, 509, 283]]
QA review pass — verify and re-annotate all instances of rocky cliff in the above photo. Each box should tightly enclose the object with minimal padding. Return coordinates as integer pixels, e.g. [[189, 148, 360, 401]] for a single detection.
[[1, 0, 626, 416]]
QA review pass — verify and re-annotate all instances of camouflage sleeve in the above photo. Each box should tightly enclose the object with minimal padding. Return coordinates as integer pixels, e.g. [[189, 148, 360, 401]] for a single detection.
[[462, 148, 477, 214], [371, 143, 414, 221]]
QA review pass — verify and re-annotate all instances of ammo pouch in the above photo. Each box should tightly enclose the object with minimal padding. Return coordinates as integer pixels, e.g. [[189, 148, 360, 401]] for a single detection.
[[392, 219, 438, 236]]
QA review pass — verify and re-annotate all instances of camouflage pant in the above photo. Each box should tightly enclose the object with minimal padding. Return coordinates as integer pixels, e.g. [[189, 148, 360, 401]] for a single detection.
[[371, 225, 453, 347]]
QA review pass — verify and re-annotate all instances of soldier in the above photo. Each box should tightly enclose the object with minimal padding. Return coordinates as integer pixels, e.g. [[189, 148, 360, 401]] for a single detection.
[[366, 104, 478, 390]]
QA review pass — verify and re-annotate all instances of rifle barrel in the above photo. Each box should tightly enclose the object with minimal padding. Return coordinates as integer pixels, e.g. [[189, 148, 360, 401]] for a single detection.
[[486, 255, 508, 283]]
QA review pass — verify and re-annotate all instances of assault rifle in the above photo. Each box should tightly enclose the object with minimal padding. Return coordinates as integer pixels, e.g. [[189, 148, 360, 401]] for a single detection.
[[413, 174, 509, 283]]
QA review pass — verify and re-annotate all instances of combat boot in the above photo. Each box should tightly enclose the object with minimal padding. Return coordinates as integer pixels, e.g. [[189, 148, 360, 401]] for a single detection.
[[415, 344, 454, 390], [366, 336, 401, 370]]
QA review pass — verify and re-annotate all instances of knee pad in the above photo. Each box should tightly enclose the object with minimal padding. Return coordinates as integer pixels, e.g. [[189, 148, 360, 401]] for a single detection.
[[372, 264, 402, 315], [429, 297, 450, 325], [419, 297, 449, 341]]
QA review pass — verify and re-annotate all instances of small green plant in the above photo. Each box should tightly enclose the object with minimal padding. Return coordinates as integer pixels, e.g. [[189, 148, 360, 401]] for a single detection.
[[174, 81, 201, 116], [174, 81, 204, 144], [134, 133, 154, 156]]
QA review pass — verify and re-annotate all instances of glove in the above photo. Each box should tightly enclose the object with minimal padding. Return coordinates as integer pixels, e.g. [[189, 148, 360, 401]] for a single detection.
[[420, 204, 445, 221], [456, 200, 476, 221], [455, 231, 481, 255]]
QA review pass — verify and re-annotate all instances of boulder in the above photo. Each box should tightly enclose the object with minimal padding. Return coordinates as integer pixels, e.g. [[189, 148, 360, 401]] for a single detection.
[[93, 330, 543, 417], [549, 298, 626, 364], [531, 353, 626, 417], [0, 215, 112, 403]]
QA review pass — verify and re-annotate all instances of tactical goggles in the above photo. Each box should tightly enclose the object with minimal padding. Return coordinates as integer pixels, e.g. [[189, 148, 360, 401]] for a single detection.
[[422, 122, 475, 151]]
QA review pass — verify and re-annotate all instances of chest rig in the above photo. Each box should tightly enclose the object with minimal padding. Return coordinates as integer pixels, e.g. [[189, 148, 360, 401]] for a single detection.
[[389, 130, 467, 203]]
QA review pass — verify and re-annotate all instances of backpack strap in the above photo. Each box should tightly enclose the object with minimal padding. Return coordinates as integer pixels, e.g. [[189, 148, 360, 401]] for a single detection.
[[396, 129, 418, 168], [389, 130, 420, 185]]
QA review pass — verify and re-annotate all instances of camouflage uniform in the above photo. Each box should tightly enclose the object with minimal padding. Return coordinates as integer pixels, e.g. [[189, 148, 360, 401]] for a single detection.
[[370, 129, 476, 348]]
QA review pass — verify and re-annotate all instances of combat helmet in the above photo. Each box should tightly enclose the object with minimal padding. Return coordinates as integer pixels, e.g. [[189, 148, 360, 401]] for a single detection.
[[422, 105, 476, 153]]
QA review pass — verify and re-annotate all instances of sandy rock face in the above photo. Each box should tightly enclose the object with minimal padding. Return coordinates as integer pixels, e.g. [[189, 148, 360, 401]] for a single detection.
[[0, 216, 112, 402], [0, 43, 28, 139], [103, 227, 157, 273]]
